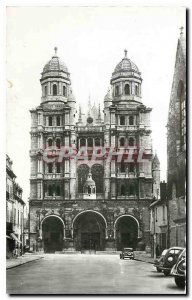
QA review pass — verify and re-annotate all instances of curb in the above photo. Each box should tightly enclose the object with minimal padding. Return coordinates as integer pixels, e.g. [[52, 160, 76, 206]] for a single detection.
[[6, 257, 44, 270]]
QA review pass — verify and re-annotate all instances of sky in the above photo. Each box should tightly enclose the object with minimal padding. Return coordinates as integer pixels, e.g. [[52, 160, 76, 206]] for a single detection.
[[6, 6, 185, 202]]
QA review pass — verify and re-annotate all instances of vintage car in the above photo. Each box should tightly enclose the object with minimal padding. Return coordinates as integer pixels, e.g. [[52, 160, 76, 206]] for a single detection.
[[154, 249, 168, 272], [157, 246, 184, 276], [170, 248, 186, 288], [120, 248, 134, 260]]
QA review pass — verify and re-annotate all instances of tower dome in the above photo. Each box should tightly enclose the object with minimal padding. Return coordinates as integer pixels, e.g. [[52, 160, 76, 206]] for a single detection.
[[41, 47, 69, 77], [113, 51, 140, 74], [40, 47, 71, 103], [110, 50, 142, 102]]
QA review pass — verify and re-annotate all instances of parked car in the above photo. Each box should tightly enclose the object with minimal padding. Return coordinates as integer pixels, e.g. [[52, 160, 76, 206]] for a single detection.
[[120, 248, 134, 260], [170, 248, 186, 288], [156, 247, 184, 276], [154, 249, 168, 272]]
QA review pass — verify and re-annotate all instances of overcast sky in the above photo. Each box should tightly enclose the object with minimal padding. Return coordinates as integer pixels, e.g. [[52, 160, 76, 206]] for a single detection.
[[6, 6, 185, 202]]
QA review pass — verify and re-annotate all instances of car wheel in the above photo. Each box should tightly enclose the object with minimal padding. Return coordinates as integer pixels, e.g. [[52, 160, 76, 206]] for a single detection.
[[156, 267, 161, 272], [175, 277, 185, 288], [163, 270, 170, 276]]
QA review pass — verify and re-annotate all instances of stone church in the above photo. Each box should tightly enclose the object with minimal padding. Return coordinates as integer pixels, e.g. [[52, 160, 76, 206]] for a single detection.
[[29, 48, 160, 253], [167, 28, 186, 248]]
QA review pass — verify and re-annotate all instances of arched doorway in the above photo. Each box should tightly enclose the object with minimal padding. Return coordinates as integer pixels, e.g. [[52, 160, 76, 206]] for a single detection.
[[115, 215, 139, 250], [73, 211, 106, 251], [42, 216, 64, 253]]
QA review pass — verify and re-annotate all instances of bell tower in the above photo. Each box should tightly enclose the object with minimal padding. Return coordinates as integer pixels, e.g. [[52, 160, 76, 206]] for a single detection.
[[40, 47, 71, 103], [110, 49, 142, 103]]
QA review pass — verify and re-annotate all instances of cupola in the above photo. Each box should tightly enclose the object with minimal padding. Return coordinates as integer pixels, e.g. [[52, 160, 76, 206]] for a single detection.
[[83, 171, 96, 199], [110, 50, 142, 101], [40, 47, 71, 103]]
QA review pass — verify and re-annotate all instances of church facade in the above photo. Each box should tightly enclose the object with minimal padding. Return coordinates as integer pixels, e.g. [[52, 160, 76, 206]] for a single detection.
[[29, 48, 160, 253]]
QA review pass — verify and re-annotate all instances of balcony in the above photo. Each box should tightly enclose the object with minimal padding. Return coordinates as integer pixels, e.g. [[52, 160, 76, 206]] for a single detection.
[[116, 125, 138, 131], [77, 126, 104, 132], [44, 173, 63, 180], [76, 193, 104, 200]]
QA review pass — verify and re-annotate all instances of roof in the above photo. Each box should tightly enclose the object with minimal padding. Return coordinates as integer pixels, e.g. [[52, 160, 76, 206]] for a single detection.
[[112, 50, 141, 75], [84, 171, 96, 187], [42, 47, 69, 74]]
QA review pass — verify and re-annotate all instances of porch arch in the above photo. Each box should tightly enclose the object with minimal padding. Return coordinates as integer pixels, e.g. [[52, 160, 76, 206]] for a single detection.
[[72, 210, 107, 233], [41, 215, 65, 253], [72, 210, 107, 251], [114, 214, 140, 250]]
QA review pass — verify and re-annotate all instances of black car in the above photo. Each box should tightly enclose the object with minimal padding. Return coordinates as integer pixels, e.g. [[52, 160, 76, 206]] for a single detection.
[[120, 248, 134, 260], [157, 247, 184, 276], [170, 248, 186, 288], [154, 249, 168, 272]]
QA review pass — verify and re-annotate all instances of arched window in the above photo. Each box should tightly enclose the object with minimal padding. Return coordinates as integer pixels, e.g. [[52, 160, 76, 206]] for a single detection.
[[44, 85, 47, 96], [120, 137, 125, 147], [129, 116, 134, 125], [95, 138, 100, 146], [129, 137, 134, 147], [48, 163, 53, 173], [56, 162, 61, 173], [80, 138, 86, 147], [48, 116, 52, 126], [125, 84, 130, 95], [77, 164, 89, 193], [56, 138, 61, 149], [120, 116, 125, 125], [129, 163, 135, 173], [88, 138, 93, 147], [120, 161, 125, 173], [88, 186, 91, 194], [56, 185, 61, 196], [121, 185, 126, 196], [115, 85, 119, 96], [53, 84, 57, 96], [48, 185, 53, 196], [91, 164, 104, 193], [135, 85, 138, 96], [56, 116, 60, 126], [129, 184, 135, 196], [48, 139, 52, 147], [63, 86, 66, 96]]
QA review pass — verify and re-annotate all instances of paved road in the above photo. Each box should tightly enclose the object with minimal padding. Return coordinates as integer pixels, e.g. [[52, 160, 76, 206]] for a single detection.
[[7, 254, 186, 294]]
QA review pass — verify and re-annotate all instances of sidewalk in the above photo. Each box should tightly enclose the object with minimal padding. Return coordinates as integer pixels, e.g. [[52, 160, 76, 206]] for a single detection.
[[6, 254, 44, 269], [134, 251, 154, 264]]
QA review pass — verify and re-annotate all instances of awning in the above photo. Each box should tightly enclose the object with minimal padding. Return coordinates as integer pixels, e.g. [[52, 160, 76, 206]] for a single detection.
[[6, 235, 12, 240], [10, 233, 22, 244]]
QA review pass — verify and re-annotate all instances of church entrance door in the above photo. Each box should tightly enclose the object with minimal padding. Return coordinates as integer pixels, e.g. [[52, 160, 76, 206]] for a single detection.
[[73, 211, 106, 252], [115, 216, 138, 251], [42, 216, 64, 253]]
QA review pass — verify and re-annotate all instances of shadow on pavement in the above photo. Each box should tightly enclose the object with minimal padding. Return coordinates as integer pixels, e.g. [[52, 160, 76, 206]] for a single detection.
[[147, 274, 171, 279], [166, 284, 186, 291]]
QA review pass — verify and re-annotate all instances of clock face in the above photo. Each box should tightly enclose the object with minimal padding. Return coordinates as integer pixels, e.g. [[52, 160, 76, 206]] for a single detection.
[[87, 116, 93, 124]]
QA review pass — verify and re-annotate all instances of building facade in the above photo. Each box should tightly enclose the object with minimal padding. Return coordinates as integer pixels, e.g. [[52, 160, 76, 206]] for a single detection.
[[29, 48, 160, 253], [6, 154, 25, 257], [150, 181, 167, 258], [167, 28, 186, 248]]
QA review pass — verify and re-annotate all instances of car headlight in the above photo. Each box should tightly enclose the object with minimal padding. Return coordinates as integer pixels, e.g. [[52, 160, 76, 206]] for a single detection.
[[167, 257, 173, 262]]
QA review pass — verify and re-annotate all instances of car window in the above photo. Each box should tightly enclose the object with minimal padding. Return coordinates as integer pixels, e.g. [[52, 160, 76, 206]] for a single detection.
[[169, 250, 175, 254], [174, 249, 181, 254]]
